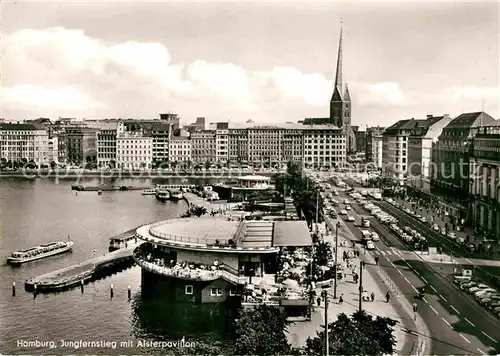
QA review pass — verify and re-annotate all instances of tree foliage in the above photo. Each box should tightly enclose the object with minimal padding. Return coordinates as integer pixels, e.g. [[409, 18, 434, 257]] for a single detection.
[[304, 311, 397, 356], [234, 305, 291, 356], [314, 240, 333, 267], [273, 161, 323, 224]]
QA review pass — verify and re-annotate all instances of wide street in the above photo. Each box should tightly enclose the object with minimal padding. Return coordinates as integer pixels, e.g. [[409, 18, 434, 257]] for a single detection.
[[329, 187, 500, 355]]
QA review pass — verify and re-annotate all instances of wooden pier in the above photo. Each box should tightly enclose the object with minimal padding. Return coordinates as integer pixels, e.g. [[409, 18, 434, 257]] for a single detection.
[[25, 235, 141, 292]]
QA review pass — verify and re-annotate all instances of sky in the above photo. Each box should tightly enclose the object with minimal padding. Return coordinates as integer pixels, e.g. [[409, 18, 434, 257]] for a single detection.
[[1, 0, 499, 128]]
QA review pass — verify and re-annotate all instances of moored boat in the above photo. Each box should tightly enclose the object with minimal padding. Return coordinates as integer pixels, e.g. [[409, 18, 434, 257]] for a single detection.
[[7, 241, 74, 265], [155, 189, 170, 202], [141, 188, 156, 195], [169, 189, 184, 200], [109, 231, 137, 251]]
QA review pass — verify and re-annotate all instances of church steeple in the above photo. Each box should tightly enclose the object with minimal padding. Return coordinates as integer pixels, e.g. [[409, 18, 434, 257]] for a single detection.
[[330, 21, 345, 124], [334, 22, 343, 96]]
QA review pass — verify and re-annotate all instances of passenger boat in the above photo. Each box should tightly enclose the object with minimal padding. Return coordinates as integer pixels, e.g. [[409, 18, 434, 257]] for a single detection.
[[169, 189, 184, 200], [155, 189, 170, 202], [7, 241, 74, 265], [141, 188, 156, 195], [109, 231, 137, 251]]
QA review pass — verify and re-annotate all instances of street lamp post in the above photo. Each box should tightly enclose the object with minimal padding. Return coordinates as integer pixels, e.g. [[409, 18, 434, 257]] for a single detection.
[[333, 221, 341, 299]]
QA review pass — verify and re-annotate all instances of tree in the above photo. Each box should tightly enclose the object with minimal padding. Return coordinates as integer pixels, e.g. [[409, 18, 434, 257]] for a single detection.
[[314, 240, 333, 266], [303, 311, 397, 356], [234, 304, 291, 356]]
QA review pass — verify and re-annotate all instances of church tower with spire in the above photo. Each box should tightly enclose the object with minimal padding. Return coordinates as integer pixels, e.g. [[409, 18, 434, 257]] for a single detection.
[[329, 23, 354, 153]]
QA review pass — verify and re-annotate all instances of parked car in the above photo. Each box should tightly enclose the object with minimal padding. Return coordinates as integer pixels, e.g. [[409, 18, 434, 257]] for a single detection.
[[432, 224, 440, 231], [345, 206, 352, 211], [371, 232, 380, 241], [440, 228, 447, 236], [419, 216, 427, 223], [474, 288, 497, 298], [339, 210, 347, 215], [346, 215, 355, 222], [460, 281, 477, 290], [468, 284, 491, 294], [366, 240, 375, 250], [447, 232, 456, 239]]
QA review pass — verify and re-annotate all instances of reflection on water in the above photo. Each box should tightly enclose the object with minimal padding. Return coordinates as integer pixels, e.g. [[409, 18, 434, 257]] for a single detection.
[[0, 177, 237, 355], [131, 291, 237, 354]]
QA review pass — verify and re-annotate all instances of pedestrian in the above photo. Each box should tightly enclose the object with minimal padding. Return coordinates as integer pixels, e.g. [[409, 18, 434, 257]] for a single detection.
[[339, 294, 344, 304], [317, 297, 321, 306], [386, 292, 390, 303], [353, 273, 358, 284], [375, 256, 379, 265], [412, 302, 417, 312], [370, 292, 375, 302], [362, 261, 366, 269]]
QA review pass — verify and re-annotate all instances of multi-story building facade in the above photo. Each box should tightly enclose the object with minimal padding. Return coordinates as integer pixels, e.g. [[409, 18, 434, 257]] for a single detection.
[[353, 127, 366, 155], [215, 122, 229, 163], [382, 120, 413, 184], [228, 128, 248, 163], [469, 122, 500, 244], [63, 126, 98, 165], [366, 126, 385, 164], [407, 114, 452, 191], [372, 134, 383, 169], [116, 122, 153, 169], [169, 136, 192, 163], [302, 125, 345, 168], [47, 137, 59, 164], [96, 123, 118, 168], [151, 122, 171, 166], [191, 130, 216, 164], [0, 123, 50, 166], [432, 112, 496, 206]]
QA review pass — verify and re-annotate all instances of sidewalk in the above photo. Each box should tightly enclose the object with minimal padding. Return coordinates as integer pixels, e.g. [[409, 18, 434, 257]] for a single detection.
[[394, 198, 472, 241], [287, 226, 407, 353]]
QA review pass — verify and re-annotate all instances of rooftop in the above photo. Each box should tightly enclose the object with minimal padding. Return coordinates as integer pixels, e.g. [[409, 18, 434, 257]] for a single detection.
[[136, 217, 312, 251], [0, 123, 45, 131], [445, 112, 496, 129]]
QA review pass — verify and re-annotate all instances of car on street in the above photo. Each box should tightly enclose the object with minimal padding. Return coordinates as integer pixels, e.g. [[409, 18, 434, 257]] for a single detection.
[[419, 216, 427, 223], [343, 199, 350, 204], [346, 215, 355, 222], [366, 240, 375, 250], [339, 209, 347, 215], [456, 237, 465, 244], [440, 228, 447, 235], [447, 232, 456, 239], [371, 232, 380, 241], [432, 224, 439, 231], [345, 206, 352, 211]]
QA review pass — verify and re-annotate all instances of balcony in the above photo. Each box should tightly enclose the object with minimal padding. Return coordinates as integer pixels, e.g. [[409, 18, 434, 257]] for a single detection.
[[133, 250, 248, 284]]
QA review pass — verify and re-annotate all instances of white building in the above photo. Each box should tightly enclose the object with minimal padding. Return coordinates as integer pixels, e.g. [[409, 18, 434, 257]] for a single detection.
[[407, 114, 452, 191], [116, 122, 152, 169], [302, 125, 345, 168], [372, 135, 383, 169], [48, 137, 59, 163], [215, 129, 229, 162], [0, 123, 50, 166], [168, 136, 192, 162], [96, 123, 118, 168]]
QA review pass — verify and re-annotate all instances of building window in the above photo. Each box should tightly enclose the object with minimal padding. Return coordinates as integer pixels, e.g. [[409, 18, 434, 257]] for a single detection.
[[229, 289, 236, 296], [185, 285, 193, 295]]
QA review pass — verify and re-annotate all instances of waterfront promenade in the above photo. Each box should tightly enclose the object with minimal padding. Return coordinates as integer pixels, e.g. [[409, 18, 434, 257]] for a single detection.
[[287, 223, 411, 354]]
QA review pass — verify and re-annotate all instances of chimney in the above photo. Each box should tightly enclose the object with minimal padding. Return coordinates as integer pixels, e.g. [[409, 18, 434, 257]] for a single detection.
[[426, 114, 433, 119]]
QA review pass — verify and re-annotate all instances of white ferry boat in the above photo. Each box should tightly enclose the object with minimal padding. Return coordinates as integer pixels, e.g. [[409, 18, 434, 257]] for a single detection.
[[141, 188, 156, 195], [169, 189, 184, 200], [7, 241, 74, 265], [155, 189, 170, 202], [109, 231, 137, 251]]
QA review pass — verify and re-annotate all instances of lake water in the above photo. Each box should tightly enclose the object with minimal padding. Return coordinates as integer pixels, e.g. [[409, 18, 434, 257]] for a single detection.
[[0, 177, 234, 355]]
